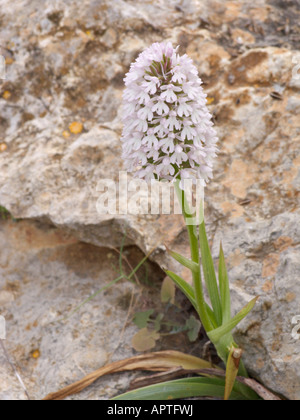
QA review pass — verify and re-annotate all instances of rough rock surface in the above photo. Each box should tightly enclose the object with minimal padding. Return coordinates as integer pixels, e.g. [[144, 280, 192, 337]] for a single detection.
[[0, 218, 167, 400], [0, 0, 300, 399]]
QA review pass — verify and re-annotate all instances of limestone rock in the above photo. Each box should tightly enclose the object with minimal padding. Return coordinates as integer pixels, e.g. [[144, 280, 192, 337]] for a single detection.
[[212, 212, 300, 399], [0, 219, 164, 400]]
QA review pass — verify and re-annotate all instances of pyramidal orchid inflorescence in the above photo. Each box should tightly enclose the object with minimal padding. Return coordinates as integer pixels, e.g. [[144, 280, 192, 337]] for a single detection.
[[121, 42, 218, 184]]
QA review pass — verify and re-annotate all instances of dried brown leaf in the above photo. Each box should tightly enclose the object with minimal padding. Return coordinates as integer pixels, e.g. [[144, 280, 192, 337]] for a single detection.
[[43, 350, 215, 400], [161, 277, 176, 304], [131, 328, 160, 352], [239, 377, 282, 401]]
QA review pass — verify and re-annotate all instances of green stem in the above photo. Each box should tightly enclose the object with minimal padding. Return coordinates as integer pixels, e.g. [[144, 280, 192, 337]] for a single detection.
[[174, 181, 259, 400], [174, 180, 213, 332]]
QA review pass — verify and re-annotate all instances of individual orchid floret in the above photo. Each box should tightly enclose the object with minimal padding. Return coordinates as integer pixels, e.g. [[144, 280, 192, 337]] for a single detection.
[[121, 41, 218, 183]]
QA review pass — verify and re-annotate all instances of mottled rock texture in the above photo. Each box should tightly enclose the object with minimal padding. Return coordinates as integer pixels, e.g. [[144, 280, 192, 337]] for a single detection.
[[0, 218, 167, 400], [0, 0, 299, 399]]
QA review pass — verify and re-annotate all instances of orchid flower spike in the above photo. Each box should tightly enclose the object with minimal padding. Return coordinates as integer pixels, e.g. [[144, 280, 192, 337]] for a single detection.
[[121, 42, 218, 184]]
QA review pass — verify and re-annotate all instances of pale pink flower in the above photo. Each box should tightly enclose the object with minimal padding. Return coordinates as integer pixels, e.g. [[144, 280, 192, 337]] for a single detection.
[[160, 133, 176, 154], [142, 128, 159, 149], [177, 97, 193, 117], [160, 84, 182, 103], [121, 42, 218, 183], [137, 105, 153, 121], [152, 97, 170, 115], [170, 145, 188, 165], [142, 75, 160, 95], [166, 110, 182, 131]]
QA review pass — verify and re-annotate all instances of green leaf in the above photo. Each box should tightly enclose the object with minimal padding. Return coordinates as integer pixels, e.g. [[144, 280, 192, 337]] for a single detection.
[[112, 377, 247, 401], [167, 249, 200, 274], [165, 270, 218, 329], [205, 305, 218, 329], [131, 328, 160, 352], [169, 324, 186, 334], [133, 310, 154, 329], [174, 180, 214, 333], [161, 277, 176, 304], [165, 270, 197, 310], [208, 297, 259, 344], [154, 313, 164, 332], [199, 221, 223, 327], [185, 315, 201, 342], [0, 205, 11, 220], [218, 243, 231, 324]]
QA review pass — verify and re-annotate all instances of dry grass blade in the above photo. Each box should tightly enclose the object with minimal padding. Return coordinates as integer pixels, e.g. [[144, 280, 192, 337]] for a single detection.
[[0, 339, 31, 400], [43, 351, 215, 400], [238, 377, 282, 401], [129, 367, 190, 390], [182, 368, 282, 401], [129, 367, 222, 390]]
